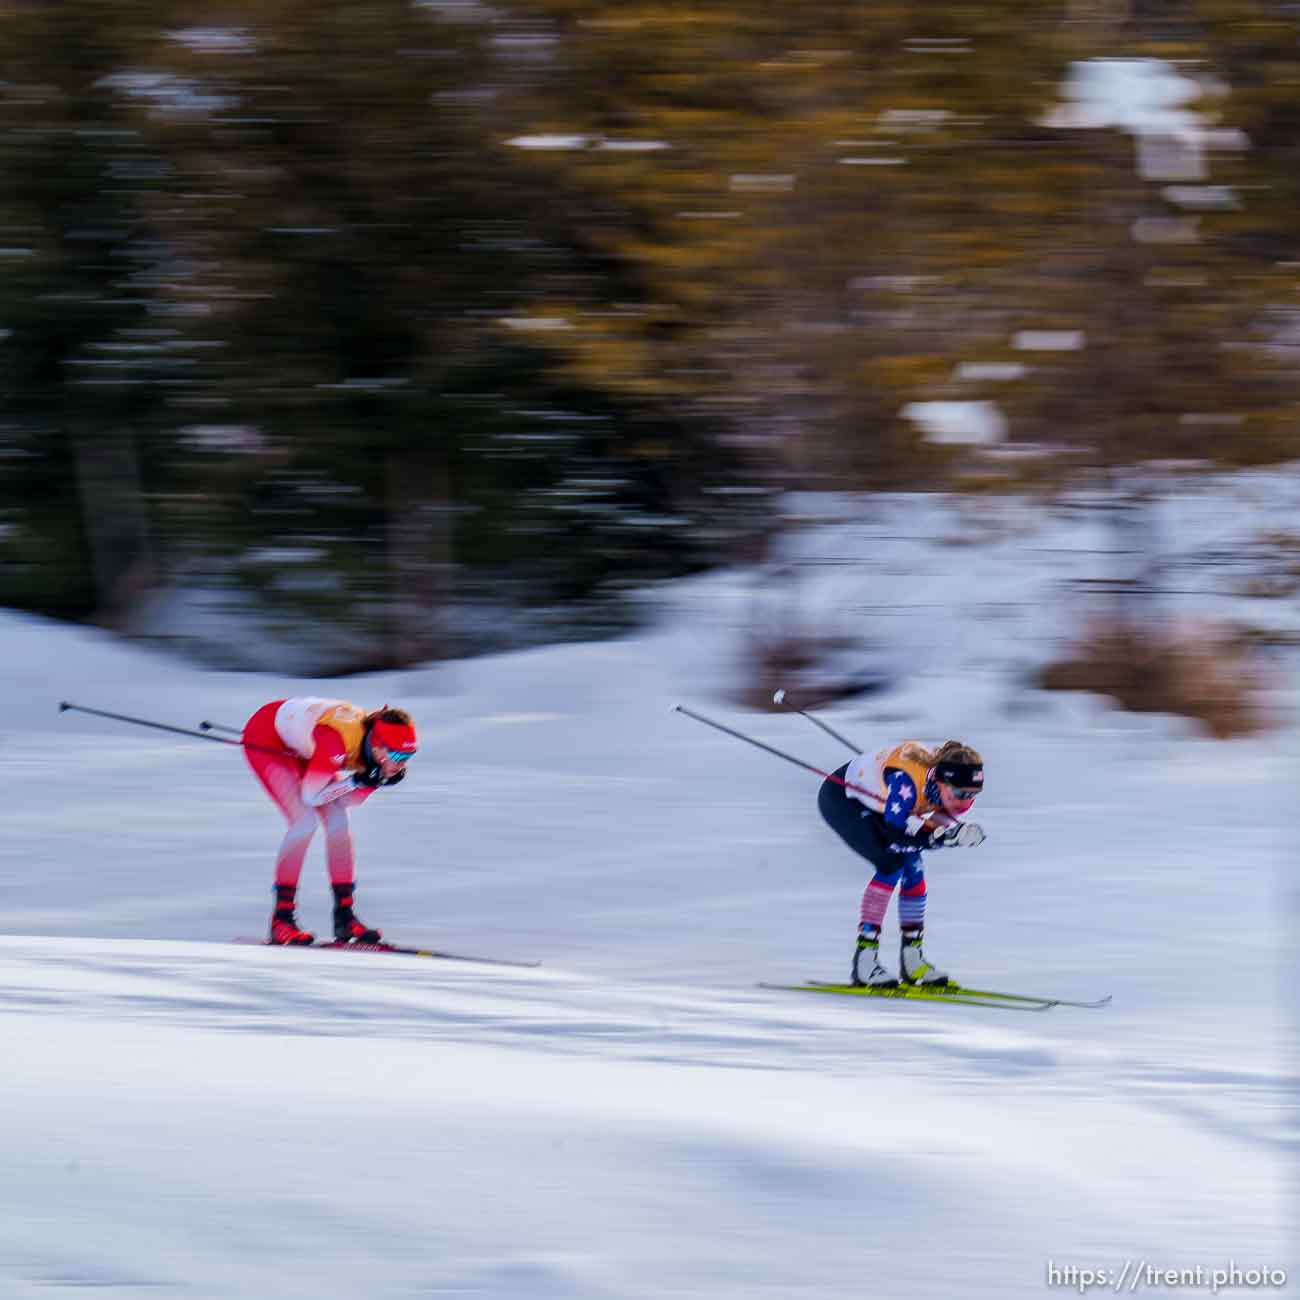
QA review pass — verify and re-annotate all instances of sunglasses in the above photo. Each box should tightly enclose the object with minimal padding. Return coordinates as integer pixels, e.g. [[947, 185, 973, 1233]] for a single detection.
[[944, 786, 981, 800], [385, 748, 417, 764]]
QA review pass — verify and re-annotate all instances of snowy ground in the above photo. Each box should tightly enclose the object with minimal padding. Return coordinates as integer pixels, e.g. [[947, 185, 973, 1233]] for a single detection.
[[2, 472, 1298, 1299]]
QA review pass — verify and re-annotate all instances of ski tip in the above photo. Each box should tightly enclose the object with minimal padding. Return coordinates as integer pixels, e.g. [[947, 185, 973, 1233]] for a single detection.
[[1039, 992, 1112, 1009], [57, 700, 70, 712]]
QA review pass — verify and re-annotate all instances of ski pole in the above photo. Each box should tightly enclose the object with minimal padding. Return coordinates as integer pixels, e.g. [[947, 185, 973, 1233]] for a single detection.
[[198, 720, 242, 737], [671, 704, 882, 805], [772, 688, 861, 754], [58, 701, 291, 759]]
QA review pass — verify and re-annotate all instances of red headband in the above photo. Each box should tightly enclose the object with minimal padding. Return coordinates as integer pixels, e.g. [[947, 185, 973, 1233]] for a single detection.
[[371, 716, 418, 754]]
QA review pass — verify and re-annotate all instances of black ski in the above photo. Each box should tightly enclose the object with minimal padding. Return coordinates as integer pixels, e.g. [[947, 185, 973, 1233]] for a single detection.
[[233, 937, 540, 968]]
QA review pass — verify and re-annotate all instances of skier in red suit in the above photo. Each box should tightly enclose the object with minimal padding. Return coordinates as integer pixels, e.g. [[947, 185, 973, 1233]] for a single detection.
[[242, 696, 418, 945]]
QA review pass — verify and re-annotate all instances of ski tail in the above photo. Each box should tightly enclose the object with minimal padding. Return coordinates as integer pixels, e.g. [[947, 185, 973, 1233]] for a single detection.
[[313, 940, 541, 968], [232, 937, 540, 969]]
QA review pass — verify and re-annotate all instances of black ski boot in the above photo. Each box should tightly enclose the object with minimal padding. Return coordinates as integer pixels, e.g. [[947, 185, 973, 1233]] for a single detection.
[[332, 883, 381, 944], [269, 884, 314, 945]]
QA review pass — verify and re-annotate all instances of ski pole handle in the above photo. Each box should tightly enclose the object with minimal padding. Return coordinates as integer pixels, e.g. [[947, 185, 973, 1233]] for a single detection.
[[772, 688, 861, 753]]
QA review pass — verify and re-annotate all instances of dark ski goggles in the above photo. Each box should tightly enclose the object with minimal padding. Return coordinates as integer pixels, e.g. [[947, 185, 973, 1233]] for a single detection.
[[942, 785, 981, 799]]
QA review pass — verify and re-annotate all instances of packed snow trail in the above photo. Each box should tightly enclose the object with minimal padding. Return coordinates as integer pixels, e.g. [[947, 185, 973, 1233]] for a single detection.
[[0, 934, 1292, 1300]]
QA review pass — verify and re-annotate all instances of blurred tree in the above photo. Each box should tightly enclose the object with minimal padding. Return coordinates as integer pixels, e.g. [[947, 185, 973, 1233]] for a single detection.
[[0, 2, 178, 623], [151, 1, 757, 666], [499, 0, 1074, 500], [505, 0, 1300, 489], [131, 1, 539, 665], [983, 1, 1300, 474], [1193, 0, 1300, 466], [981, 1, 1300, 617], [0, 0, 741, 667]]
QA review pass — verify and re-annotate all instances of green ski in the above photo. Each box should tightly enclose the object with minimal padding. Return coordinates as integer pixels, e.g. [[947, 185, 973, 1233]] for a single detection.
[[891, 982, 1111, 1009], [760, 981, 1048, 1010], [761, 980, 1110, 1011]]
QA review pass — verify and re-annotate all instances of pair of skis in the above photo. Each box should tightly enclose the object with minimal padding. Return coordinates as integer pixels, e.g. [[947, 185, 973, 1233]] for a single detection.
[[240, 939, 1105, 1011], [760, 980, 1111, 1012], [239, 939, 1107, 1011]]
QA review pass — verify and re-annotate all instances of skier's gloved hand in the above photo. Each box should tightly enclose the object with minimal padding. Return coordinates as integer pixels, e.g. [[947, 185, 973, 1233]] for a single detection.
[[305, 775, 364, 807], [379, 767, 405, 787], [353, 765, 385, 789], [930, 822, 986, 848]]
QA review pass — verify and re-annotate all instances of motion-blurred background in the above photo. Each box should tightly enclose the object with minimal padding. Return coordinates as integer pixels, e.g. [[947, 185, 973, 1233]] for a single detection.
[[3, 0, 1297, 696]]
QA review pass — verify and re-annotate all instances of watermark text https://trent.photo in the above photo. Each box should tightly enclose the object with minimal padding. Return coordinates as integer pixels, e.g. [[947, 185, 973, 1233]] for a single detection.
[[1046, 1260, 1289, 1295]]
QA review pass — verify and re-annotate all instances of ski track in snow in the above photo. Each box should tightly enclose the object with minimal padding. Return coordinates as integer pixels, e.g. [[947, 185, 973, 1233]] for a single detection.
[[0, 936, 1292, 1141], [0, 932, 1294, 1299]]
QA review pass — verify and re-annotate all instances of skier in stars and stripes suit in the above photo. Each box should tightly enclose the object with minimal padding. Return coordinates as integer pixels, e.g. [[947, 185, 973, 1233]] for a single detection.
[[818, 739, 986, 988]]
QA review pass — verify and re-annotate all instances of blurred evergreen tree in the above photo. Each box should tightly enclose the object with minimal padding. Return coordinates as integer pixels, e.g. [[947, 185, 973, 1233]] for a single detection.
[[971, 0, 1300, 477], [1, 0, 748, 666], [147, 0, 752, 665], [500, 1, 1073, 495], [0, 2, 179, 623], [505, 0, 1300, 492]]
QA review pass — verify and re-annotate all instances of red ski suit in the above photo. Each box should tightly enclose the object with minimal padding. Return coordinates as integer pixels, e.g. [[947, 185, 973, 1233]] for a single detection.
[[243, 698, 378, 889]]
